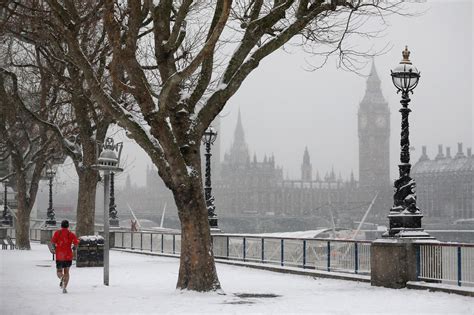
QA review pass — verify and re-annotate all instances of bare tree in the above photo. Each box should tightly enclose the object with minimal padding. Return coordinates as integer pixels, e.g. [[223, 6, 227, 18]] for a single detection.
[[1, 1, 117, 236], [7, 0, 405, 290], [0, 67, 61, 249]]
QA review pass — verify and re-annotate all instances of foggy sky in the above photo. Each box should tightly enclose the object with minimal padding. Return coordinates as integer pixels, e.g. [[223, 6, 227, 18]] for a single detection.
[[219, 0, 473, 182], [56, 0, 472, 190]]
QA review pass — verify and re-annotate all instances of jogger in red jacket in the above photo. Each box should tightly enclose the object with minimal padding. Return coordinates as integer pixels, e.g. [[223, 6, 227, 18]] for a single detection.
[[51, 220, 79, 294]]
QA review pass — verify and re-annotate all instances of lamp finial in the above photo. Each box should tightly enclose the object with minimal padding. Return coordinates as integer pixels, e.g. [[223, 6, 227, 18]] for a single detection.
[[401, 46, 412, 64]]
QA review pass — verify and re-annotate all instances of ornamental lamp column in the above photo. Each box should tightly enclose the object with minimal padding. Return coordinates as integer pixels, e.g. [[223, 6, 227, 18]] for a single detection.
[[202, 127, 218, 229], [92, 137, 123, 286], [385, 46, 431, 239], [45, 165, 57, 226], [1, 179, 12, 226]]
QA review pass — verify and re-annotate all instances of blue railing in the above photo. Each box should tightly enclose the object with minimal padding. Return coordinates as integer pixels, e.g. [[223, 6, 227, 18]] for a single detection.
[[112, 230, 371, 276], [211, 234, 371, 274], [415, 241, 474, 287]]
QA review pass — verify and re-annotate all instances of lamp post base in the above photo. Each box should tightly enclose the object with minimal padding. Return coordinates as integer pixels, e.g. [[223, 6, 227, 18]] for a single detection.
[[109, 218, 120, 227], [208, 217, 218, 229], [1, 219, 12, 227], [45, 219, 56, 226], [384, 212, 434, 239]]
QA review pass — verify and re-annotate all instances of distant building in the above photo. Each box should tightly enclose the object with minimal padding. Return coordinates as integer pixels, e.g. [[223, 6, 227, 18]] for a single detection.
[[212, 61, 392, 224], [118, 62, 470, 230], [358, 60, 390, 191], [214, 107, 379, 224], [412, 143, 473, 220]]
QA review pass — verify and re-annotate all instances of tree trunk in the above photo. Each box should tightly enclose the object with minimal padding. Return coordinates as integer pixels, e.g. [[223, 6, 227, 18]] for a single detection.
[[75, 167, 98, 237], [174, 173, 221, 291], [15, 181, 31, 250]]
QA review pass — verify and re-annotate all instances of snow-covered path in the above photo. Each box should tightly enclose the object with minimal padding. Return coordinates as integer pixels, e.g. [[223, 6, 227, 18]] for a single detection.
[[0, 243, 472, 315]]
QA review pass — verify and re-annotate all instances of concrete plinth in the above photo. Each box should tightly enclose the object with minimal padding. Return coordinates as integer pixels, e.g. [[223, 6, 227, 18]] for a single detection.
[[40, 227, 56, 244], [370, 239, 417, 289]]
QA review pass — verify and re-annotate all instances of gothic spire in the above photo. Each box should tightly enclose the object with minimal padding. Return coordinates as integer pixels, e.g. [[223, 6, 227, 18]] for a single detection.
[[367, 58, 381, 86], [234, 109, 246, 147], [301, 146, 312, 181], [225, 109, 250, 165], [361, 59, 387, 106], [303, 146, 310, 165]]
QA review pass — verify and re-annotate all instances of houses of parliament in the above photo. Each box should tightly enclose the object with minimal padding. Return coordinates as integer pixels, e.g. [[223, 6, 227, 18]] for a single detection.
[[118, 62, 473, 231]]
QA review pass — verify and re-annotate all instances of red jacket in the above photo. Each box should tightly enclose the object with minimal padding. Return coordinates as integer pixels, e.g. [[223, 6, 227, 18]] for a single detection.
[[51, 228, 79, 261]]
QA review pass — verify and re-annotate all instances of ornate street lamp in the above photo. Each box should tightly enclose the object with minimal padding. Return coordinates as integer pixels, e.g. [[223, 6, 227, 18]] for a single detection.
[[386, 46, 431, 238], [109, 172, 119, 227], [92, 137, 123, 286], [202, 126, 218, 229], [45, 164, 57, 226], [2, 179, 13, 226]]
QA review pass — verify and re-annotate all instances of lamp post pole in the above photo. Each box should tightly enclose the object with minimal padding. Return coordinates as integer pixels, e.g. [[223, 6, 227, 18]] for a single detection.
[[109, 172, 119, 227], [386, 46, 431, 238], [3, 182, 6, 219], [92, 137, 123, 286], [46, 170, 56, 226], [204, 141, 217, 227], [2, 181, 7, 224], [103, 171, 110, 286], [202, 127, 218, 229], [2, 180, 12, 226]]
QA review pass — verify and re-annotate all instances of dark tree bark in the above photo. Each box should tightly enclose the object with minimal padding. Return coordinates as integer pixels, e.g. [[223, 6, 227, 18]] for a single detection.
[[173, 152, 220, 291], [75, 166, 98, 237], [15, 174, 33, 250]]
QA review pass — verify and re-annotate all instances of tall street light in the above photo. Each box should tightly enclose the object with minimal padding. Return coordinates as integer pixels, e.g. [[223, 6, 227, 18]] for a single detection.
[[45, 164, 57, 226], [109, 172, 119, 227], [202, 127, 218, 229], [386, 46, 431, 238], [2, 179, 12, 226], [92, 137, 123, 286]]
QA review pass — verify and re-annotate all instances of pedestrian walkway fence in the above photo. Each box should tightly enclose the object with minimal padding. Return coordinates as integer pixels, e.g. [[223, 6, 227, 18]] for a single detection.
[[415, 241, 474, 287], [211, 234, 371, 274], [112, 231, 371, 274], [7, 226, 474, 288], [113, 231, 371, 274]]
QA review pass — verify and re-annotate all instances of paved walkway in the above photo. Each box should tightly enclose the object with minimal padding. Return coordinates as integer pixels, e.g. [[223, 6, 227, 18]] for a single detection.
[[1, 243, 472, 314]]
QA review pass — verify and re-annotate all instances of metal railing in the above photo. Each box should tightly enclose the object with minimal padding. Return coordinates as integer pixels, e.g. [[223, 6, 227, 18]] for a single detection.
[[416, 241, 474, 287], [8, 226, 474, 289], [5, 227, 42, 241], [114, 230, 182, 255], [112, 231, 371, 276], [212, 234, 371, 275]]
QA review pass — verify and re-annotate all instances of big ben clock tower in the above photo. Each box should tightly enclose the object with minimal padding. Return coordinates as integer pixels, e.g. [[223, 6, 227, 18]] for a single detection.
[[358, 61, 390, 190]]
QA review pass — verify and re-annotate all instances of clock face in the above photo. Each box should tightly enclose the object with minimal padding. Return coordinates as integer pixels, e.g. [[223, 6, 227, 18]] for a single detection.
[[376, 116, 386, 127], [359, 115, 367, 129]]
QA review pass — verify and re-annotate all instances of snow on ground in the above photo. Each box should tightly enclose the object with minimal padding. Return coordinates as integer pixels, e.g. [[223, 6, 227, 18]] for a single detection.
[[1, 243, 472, 315]]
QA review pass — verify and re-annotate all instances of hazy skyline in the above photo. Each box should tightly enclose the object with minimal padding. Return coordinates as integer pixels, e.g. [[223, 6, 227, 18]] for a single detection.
[[219, 0, 472, 182], [55, 0, 472, 191]]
